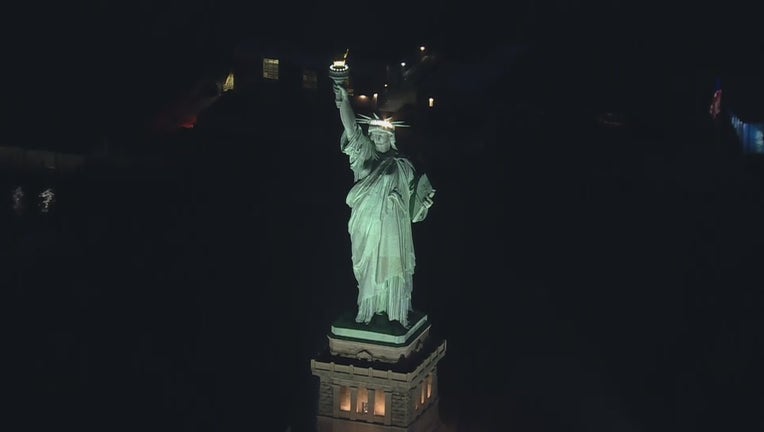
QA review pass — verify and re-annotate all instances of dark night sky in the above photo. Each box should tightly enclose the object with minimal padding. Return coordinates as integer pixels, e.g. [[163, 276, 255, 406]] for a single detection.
[[10, 0, 760, 137], [5, 1, 764, 432], [11, 0, 760, 136]]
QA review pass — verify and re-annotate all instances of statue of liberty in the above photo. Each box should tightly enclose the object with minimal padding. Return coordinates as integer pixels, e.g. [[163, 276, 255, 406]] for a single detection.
[[332, 82, 435, 328]]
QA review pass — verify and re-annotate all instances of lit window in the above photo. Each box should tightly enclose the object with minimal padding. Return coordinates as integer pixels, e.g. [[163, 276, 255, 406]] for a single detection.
[[426, 374, 433, 399], [428, 97, 434, 108], [263, 58, 279, 80], [339, 386, 350, 412], [374, 389, 385, 416], [356, 387, 369, 414], [302, 69, 317, 89], [420, 382, 425, 405]]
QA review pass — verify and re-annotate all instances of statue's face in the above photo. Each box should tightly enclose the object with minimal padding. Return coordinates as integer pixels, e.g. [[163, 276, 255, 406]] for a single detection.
[[370, 130, 392, 152]]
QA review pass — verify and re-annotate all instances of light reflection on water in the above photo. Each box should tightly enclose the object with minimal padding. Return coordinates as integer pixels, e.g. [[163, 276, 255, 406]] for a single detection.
[[9, 184, 56, 216], [39, 187, 56, 213]]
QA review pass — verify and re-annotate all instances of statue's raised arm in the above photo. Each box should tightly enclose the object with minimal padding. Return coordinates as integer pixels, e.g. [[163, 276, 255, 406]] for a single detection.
[[333, 84, 358, 134]]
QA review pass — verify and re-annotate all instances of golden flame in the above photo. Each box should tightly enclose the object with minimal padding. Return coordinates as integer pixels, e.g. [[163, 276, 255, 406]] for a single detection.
[[332, 49, 350, 69]]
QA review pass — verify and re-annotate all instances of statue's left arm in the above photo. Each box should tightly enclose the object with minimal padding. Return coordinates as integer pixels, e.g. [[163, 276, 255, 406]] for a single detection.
[[410, 170, 435, 223]]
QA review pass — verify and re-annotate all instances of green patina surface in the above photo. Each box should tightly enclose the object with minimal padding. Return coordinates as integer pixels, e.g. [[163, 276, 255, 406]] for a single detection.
[[330, 310, 429, 347], [333, 310, 426, 336]]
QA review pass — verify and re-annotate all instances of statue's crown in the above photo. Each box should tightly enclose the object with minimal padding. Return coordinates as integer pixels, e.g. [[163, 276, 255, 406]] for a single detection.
[[357, 113, 409, 133]]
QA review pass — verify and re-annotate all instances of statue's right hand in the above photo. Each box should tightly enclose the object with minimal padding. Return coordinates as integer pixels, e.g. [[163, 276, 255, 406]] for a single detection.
[[333, 83, 348, 103]]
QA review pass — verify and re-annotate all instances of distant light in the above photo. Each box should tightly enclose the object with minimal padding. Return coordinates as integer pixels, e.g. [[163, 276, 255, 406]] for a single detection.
[[420, 46, 426, 52], [428, 97, 434, 108], [372, 93, 378, 99], [400, 62, 406, 67], [223, 72, 234, 92], [358, 94, 367, 99], [179, 116, 197, 129], [12, 186, 23, 212], [384, 83, 388, 88]]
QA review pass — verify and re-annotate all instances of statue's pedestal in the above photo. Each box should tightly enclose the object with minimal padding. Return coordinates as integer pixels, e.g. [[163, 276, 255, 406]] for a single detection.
[[311, 310, 447, 432], [328, 310, 430, 363]]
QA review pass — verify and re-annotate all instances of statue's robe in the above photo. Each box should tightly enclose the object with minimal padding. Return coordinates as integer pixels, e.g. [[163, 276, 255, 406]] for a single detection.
[[341, 126, 425, 327]]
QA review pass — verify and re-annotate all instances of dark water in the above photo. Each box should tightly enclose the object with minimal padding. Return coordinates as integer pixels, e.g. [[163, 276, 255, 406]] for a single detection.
[[6, 54, 764, 432]]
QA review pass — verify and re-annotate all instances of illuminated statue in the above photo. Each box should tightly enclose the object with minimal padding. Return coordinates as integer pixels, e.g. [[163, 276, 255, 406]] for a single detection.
[[332, 82, 435, 328]]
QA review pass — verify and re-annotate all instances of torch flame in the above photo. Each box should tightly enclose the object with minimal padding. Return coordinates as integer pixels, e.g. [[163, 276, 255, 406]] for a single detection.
[[332, 49, 350, 69]]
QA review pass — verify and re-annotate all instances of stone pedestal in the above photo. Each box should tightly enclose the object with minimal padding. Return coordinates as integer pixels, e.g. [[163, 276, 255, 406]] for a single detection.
[[310, 310, 446, 432]]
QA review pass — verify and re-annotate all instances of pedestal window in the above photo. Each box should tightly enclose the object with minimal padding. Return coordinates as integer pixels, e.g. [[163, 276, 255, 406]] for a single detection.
[[356, 387, 369, 414], [374, 389, 385, 416], [339, 386, 351, 412]]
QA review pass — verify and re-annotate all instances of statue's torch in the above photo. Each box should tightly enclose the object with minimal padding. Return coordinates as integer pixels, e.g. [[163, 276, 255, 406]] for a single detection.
[[329, 49, 350, 102]]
